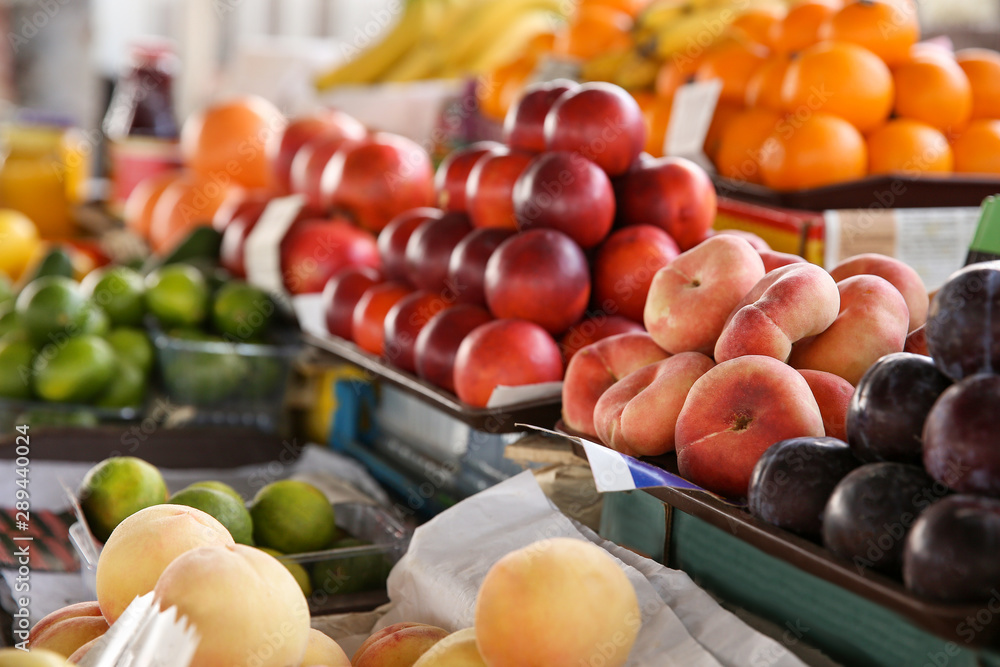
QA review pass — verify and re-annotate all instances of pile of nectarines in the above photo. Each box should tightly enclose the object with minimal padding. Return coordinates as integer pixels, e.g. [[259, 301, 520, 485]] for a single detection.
[[321, 79, 726, 408], [563, 229, 930, 500]]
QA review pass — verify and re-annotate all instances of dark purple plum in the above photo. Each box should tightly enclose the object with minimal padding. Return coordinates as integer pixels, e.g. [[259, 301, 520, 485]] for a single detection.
[[903, 495, 1000, 603], [924, 373, 1000, 495], [925, 260, 1000, 380], [822, 462, 943, 574], [748, 437, 861, 540], [846, 352, 952, 465]]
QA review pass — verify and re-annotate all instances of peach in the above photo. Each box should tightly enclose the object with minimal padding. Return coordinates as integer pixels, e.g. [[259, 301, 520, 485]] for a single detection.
[[798, 369, 855, 441], [759, 249, 808, 273], [404, 212, 472, 293], [378, 208, 441, 282], [465, 149, 534, 230], [484, 229, 591, 336], [829, 253, 928, 332], [28, 602, 108, 659], [69, 638, 100, 664], [446, 227, 515, 307], [644, 235, 766, 355], [411, 628, 486, 667], [414, 305, 493, 393], [353, 622, 431, 663], [96, 504, 235, 624], [352, 281, 415, 356], [559, 315, 644, 363], [153, 545, 310, 667], [675, 355, 825, 499], [475, 538, 639, 667], [713, 228, 771, 251], [789, 275, 909, 385], [714, 263, 840, 363], [561, 332, 671, 438], [435, 141, 503, 212], [905, 324, 929, 356], [354, 623, 450, 667], [322, 266, 383, 341], [592, 224, 680, 323], [453, 319, 564, 408], [383, 291, 451, 372], [594, 352, 716, 457], [301, 628, 350, 667], [28, 601, 102, 643]]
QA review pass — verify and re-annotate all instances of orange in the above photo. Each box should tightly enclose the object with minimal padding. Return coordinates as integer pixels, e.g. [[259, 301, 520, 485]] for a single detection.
[[525, 31, 556, 56], [476, 55, 536, 122], [729, 6, 786, 48], [654, 56, 700, 98], [634, 93, 674, 157], [180, 96, 285, 191], [956, 49, 1000, 121], [758, 112, 867, 190], [579, 0, 650, 18], [951, 120, 1000, 174], [770, 0, 843, 55], [892, 53, 972, 133], [148, 174, 233, 254], [703, 101, 745, 161], [715, 108, 784, 183], [867, 119, 953, 175], [694, 36, 769, 105], [553, 6, 633, 61], [781, 41, 893, 133], [745, 54, 791, 111], [820, 0, 920, 67], [122, 170, 183, 240]]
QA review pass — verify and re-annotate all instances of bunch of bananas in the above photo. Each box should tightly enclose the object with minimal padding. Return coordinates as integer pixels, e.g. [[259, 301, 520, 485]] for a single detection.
[[316, 0, 566, 89], [580, 0, 788, 90]]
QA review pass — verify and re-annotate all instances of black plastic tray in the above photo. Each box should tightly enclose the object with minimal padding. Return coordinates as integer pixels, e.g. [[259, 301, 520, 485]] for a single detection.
[[713, 173, 1000, 212], [304, 332, 562, 433]]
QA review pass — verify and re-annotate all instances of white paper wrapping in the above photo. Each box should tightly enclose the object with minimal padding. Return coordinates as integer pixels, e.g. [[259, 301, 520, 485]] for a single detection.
[[340, 471, 805, 667]]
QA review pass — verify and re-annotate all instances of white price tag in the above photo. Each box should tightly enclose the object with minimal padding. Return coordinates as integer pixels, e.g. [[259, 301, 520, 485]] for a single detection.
[[664, 78, 722, 170], [530, 55, 582, 84], [244, 194, 306, 302], [292, 293, 327, 337]]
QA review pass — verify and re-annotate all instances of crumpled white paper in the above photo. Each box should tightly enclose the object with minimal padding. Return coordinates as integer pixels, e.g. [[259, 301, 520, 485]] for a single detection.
[[342, 471, 805, 667]]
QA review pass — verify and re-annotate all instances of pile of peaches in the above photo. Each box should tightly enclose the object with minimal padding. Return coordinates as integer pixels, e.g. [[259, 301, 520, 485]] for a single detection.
[[682, 0, 1000, 190], [562, 237, 930, 501], [320, 79, 724, 408]]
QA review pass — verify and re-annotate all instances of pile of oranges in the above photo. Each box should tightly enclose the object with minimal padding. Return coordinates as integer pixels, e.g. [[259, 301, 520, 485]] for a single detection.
[[689, 0, 1000, 190], [124, 97, 286, 253]]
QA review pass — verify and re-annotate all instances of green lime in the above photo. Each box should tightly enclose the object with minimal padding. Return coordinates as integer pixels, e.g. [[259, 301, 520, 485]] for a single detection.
[[310, 538, 392, 596], [258, 547, 313, 596], [161, 335, 247, 404], [95, 359, 146, 409], [0, 309, 21, 339], [144, 264, 209, 329], [15, 275, 88, 345], [14, 409, 98, 429], [186, 480, 244, 505], [168, 487, 254, 545], [105, 327, 155, 376], [32, 335, 116, 403], [81, 266, 146, 327], [79, 303, 110, 337], [212, 282, 274, 341], [250, 480, 337, 554], [79, 457, 168, 543], [0, 339, 35, 399], [0, 274, 13, 312]]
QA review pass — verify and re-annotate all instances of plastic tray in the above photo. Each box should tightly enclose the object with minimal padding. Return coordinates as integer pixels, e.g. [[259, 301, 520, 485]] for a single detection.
[[0, 397, 142, 434], [304, 332, 562, 433], [69, 502, 409, 617], [713, 173, 1000, 212], [152, 329, 299, 430]]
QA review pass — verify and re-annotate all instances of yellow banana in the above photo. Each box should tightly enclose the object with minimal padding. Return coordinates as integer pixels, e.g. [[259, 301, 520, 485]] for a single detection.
[[653, 3, 738, 59], [436, 0, 566, 73], [465, 10, 560, 74], [612, 50, 662, 90], [315, 0, 444, 89], [581, 48, 632, 83]]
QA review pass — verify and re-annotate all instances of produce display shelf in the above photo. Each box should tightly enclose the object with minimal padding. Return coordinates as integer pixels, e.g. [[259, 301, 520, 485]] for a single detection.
[[713, 173, 1000, 212], [303, 332, 561, 433]]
